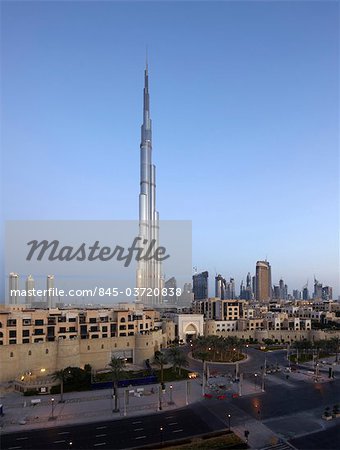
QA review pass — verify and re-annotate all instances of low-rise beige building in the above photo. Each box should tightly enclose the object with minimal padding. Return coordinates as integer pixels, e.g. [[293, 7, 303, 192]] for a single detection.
[[0, 304, 168, 383]]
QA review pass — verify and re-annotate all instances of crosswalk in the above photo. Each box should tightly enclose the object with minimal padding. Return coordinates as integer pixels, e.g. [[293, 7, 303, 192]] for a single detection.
[[261, 441, 296, 450]]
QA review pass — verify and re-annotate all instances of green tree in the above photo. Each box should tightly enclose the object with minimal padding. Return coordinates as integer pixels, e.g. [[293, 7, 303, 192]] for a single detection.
[[154, 351, 168, 384], [108, 357, 126, 412], [169, 350, 189, 375], [52, 368, 71, 403]]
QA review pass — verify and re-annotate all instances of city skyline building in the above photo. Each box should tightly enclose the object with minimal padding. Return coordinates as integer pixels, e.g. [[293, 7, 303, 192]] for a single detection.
[[255, 260, 272, 302], [25, 274, 35, 305], [136, 62, 163, 305], [9, 272, 19, 305], [193, 271, 209, 300], [46, 275, 54, 308]]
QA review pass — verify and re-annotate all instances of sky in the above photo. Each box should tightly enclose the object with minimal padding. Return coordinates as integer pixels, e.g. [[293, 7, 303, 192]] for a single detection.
[[1, 0, 339, 300]]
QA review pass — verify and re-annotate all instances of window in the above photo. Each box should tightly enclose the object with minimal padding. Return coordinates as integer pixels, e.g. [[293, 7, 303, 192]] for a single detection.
[[127, 342, 130, 347], [59, 327, 66, 333], [102, 326, 108, 332], [35, 319, 44, 326], [7, 319, 16, 327], [10, 352, 14, 357], [22, 330, 30, 337], [9, 330, 16, 338], [9, 339, 16, 344], [87, 345, 90, 350], [23, 338, 29, 344], [46, 349, 49, 354], [69, 327, 76, 332], [101, 344, 104, 349], [34, 329, 44, 335], [102, 334, 107, 338], [120, 317, 126, 323], [68, 317, 76, 322], [119, 325, 126, 330], [89, 318, 97, 324], [91, 335, 99, 339], [28, 350, 32, 355]]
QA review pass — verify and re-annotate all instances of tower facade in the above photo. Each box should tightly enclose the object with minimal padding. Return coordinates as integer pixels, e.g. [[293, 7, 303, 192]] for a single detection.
[[193, 271, 209, 300], [9, 272, 19, 304], [136, 63, 163, 305], [25, 275, 35, 305], [255, 261, 272, 302], [46, 275, 55, 308]]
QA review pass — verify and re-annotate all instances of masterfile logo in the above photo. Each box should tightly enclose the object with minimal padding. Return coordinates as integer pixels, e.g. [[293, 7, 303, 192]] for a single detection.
[[26, 237, 170, 266]]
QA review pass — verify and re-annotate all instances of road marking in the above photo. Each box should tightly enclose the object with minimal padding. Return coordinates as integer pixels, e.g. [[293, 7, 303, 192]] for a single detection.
[[134, 428, 144, 431], [135, 436, 146, 440], [53, 440, 66, 443], [96, 426, 107, 430], [172, 429, 183, 433], [16, 437, 28, 440], [132, 420, 142, 424], [8, 447, 22, 449], [94, 443, 106, 447], [57, 432, 70, 435], [165, 415, 174, 419], [96, 434, 107, 437], [168, 422, 178, 425]]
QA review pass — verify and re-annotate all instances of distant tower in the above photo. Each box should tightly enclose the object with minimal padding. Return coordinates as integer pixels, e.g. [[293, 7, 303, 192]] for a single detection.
[[255, 261, 272, 302], [193, 271, 209, 300], [136, 61, 163, 305], [25, 275, 35, 305], [215, 274, 226, 299], [46, 275, 55, 308], [164, 277, 177, 304], [9, 272, 19, 304]]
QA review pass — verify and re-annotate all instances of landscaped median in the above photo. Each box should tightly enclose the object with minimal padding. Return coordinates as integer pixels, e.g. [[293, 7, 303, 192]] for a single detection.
[[134, 430, 247, 450]]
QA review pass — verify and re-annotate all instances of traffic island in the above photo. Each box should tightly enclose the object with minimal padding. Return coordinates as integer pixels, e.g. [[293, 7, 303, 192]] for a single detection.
[[134, 430, 248, 449]]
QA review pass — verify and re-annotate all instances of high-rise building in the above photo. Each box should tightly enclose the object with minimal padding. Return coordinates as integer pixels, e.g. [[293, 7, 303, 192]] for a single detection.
[[164, 277, 177, 304], [192, 271, 208, 300], [9, 273, 19, 305], [25, 275, 35, 305], [322, 286, 333, 301], [178, 282, 194, 306], [46, 275, 55, 308], [225, 278, 236, 299], [293, 289, 301, 300], [215, 274, 226, 299], [302, 286, 309, 300], [313, 278, 323, 300], [136, 62, 163, 305], [255, 260, 272, 302]]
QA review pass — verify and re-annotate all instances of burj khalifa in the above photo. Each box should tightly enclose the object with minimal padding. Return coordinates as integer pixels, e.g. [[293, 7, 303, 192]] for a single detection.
[[136, 62, 163, 305]]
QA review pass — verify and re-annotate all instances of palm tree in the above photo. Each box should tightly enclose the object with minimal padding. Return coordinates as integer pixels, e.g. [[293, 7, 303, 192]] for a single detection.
[[52, 368, 70, 403], [172, 352, 189, 375], [108, 357, 126, 412], [154, 351, 168, 384]]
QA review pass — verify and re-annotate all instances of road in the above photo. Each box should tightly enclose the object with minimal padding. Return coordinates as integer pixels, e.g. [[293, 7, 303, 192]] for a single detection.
[[1, 408, 213, 450], [2, 347, 339, 449]]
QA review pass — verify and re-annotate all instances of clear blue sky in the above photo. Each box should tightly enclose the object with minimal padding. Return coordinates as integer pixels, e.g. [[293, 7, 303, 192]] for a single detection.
[[1, 0, 339, 299]]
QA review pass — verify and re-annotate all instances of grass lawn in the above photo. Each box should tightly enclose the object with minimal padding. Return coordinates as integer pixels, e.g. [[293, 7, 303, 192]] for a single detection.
[[165, 432, 246, 449], [95, 367, 192, 383]]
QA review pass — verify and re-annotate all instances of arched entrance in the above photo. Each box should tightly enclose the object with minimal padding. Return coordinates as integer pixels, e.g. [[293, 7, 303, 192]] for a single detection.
[[184, 323, 198, 342]]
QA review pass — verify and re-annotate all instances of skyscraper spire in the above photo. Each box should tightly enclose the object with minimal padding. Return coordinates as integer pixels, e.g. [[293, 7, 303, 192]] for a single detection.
[[137, 61, 163, 304]]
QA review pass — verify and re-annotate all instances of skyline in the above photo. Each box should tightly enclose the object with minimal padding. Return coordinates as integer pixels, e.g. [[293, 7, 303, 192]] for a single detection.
[[1, 1, 339, 299]]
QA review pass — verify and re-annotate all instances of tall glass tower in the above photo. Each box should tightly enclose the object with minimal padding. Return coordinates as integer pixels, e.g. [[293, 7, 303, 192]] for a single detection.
[[136, 62, 163, 305]]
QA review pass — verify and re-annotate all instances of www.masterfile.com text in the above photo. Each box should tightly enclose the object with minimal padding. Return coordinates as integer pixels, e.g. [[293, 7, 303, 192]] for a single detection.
[[10, 287, 182, 298]]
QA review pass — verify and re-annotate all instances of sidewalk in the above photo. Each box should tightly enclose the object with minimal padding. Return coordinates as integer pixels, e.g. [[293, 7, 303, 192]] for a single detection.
[[0, 379, 203, 435]]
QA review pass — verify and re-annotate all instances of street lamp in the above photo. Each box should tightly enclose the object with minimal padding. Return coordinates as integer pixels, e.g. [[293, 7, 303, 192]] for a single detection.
[[169, 385, 174, 405], [254, 373, 258, 390], [227, 414, 231, 432], [69, 441, 73, 450], [160, 426, 164, 447], [51, 397, 55, 419]]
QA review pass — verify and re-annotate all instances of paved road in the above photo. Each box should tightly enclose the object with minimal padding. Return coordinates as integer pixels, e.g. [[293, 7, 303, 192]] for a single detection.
[[290, 425, 340, 450], [1, 407, 213, 450]]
